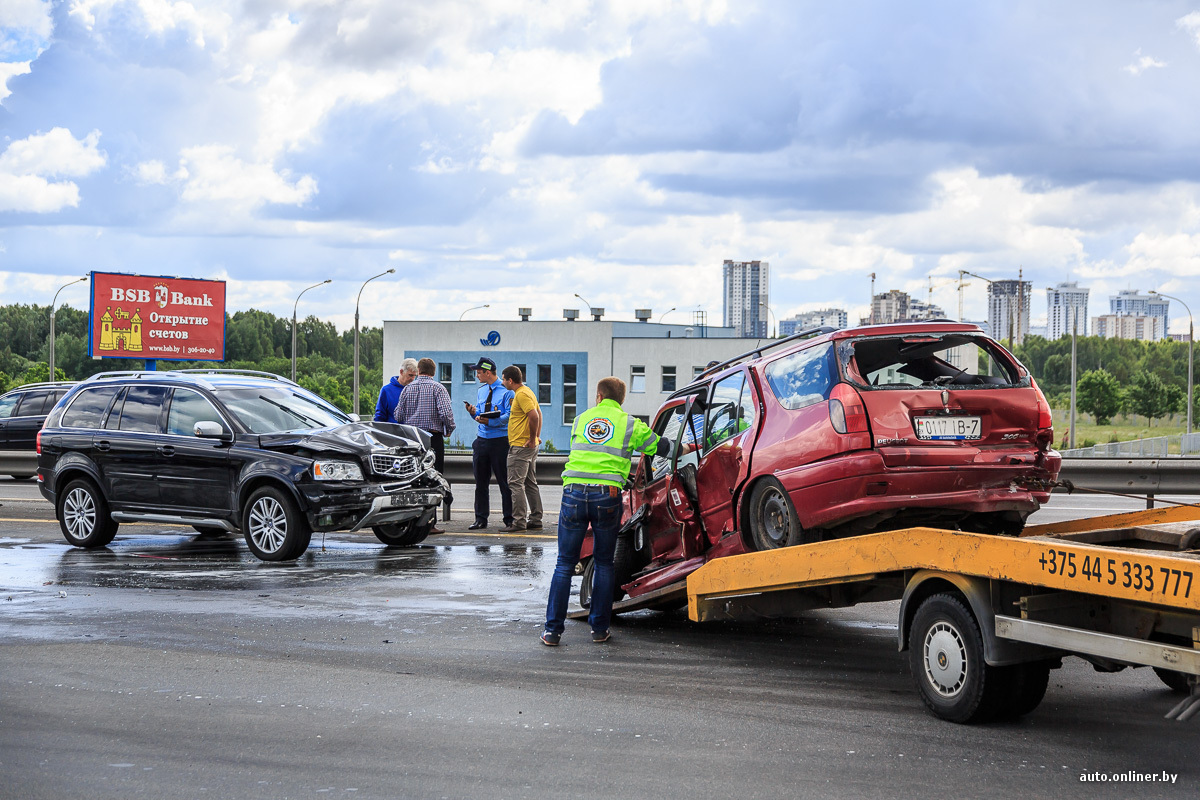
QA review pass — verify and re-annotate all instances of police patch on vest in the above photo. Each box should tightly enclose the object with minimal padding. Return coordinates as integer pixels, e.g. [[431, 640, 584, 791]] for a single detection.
[[584, 417, 615, 444]]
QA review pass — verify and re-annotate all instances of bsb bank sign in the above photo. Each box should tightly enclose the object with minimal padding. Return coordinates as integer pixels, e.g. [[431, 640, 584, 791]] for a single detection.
[[88, 271, 227, 362]]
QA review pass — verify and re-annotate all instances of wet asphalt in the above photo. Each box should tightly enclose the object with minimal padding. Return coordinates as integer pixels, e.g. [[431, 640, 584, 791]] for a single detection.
[[1, 478, 1198, 799]]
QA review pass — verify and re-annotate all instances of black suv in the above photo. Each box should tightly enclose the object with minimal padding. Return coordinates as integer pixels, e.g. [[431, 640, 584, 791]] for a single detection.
[[0, 381, 76, 479], [37, 370, 449, 560]]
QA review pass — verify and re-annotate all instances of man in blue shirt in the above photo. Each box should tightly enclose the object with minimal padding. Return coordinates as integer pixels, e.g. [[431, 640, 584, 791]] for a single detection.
[[374, 358, 416, 423], [464, 357, 514, 530]]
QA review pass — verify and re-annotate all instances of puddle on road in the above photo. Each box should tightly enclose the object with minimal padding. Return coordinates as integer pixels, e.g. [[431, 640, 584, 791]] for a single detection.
[[0, 530, 553, 605]]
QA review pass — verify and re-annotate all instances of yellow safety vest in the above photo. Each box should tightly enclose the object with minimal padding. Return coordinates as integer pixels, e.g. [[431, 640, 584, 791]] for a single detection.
[[562, 398, 660, 488]]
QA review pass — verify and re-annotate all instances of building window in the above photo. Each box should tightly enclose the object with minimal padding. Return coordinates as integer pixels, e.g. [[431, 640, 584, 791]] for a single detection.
[[562, 364, 577, 425], [630, 365, 646, 393], [462, 363, 475, 383], [538, 364, 552, 405], [661, 365, 676, 393], [693, 365, 705, 379], [439, 363, 453, 397]]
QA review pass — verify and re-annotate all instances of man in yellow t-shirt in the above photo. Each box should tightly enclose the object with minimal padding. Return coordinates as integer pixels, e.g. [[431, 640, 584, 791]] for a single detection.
[[501, 365, 543, 532]]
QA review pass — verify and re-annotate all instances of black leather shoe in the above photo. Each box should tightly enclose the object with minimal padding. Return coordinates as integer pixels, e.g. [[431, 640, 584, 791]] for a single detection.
[[468, 521, 487, 530]]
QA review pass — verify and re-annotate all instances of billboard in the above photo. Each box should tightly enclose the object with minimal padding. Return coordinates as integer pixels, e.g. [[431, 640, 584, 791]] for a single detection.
[[89, 272, 227, 362]]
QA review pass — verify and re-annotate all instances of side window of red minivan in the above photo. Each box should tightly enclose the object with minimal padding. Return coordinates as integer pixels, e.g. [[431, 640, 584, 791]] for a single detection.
[[764, 344, 834, 409], [705, 373, 747, 450]]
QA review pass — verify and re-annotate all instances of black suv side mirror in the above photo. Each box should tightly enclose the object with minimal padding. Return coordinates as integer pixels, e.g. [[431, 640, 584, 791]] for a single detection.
[[194, 420, 232, 442]]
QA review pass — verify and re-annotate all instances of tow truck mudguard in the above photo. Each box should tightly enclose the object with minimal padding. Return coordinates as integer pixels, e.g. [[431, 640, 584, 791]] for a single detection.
[[898, 570, 1060, 666]]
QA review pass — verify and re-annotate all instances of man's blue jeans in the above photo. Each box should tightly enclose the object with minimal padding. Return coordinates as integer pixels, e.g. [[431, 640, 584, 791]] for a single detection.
[[544, 484, 622, 636]]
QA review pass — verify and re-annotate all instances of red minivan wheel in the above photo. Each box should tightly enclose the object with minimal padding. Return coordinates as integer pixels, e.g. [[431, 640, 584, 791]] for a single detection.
[[747, 479, 804, 551]]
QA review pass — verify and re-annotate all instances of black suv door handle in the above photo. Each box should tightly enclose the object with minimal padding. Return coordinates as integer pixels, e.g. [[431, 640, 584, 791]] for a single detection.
[[95, 440, 111, 452], [157, 445, 175, 457]]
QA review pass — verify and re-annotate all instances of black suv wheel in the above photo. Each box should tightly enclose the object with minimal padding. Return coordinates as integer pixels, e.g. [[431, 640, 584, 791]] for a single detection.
[[58, 478, 119, 548], [243, 486, 312, 561]]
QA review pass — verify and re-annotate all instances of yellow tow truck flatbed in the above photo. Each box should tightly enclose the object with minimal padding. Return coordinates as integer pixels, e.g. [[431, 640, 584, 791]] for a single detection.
[[680, 505, 1200, 723]]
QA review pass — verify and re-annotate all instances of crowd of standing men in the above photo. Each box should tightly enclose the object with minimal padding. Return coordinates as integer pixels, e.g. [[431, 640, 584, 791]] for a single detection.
[[373, 356, 659, 646], [374, 355, 542, 534]]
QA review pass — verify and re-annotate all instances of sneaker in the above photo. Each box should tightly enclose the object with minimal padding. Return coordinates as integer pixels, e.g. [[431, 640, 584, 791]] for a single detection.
[[591, 630, 611, 643], [540, 630, 561, 646]]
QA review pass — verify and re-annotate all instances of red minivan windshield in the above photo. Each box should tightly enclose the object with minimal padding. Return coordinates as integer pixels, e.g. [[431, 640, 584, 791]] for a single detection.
[[841, 334, 1021, 390]]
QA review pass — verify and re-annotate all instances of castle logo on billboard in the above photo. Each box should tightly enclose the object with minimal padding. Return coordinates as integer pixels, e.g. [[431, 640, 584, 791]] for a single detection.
[[90, 272, 227, 361]]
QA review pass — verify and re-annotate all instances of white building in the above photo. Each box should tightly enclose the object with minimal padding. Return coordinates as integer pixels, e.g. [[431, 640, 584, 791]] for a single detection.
[[722, 260, 769, 338], [1092, 314, 1164, 341], [1109, 290, 1169, 340], [870, 290, 910, 324], [987, 279, 1032, 345], [1046, 282, 1090, 339], [779, 308, 848, 336], [383, 316, 772, 450]]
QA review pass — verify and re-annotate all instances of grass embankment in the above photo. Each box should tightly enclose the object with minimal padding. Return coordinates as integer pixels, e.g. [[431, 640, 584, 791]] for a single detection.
[[1049, 408, 1186, 448]]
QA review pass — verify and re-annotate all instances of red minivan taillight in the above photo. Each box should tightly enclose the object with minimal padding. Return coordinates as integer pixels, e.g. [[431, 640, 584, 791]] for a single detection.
[[1032, 380, 1053, 449], [829, 382, 869, 434], [36, 429, 42, 455]]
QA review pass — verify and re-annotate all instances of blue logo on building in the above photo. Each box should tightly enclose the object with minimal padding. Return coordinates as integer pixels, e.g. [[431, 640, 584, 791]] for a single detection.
[[480, 330, 501, 347]]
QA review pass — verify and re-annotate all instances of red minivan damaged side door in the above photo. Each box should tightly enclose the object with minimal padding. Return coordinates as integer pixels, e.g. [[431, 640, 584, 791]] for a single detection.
[[632, 399, 706, 564], [694, 370, 760, 543]]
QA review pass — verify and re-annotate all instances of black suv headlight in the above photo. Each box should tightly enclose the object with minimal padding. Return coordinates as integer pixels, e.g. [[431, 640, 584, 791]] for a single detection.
[[312, 460, 365, 481]]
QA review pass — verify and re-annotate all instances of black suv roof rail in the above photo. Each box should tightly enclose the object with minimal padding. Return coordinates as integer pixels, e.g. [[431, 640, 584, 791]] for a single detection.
[[694, 326, 836, 382], [80, 371, 177, 383], [4, 381, 77, 391], [174, 369, 298, 386]]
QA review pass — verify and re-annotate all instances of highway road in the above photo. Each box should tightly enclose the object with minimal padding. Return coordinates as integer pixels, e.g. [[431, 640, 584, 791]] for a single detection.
[[1, 477, 1197, 799]]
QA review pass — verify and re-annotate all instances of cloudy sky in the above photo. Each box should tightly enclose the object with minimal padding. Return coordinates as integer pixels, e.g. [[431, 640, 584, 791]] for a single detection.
[[2, 0, 1200, 335]]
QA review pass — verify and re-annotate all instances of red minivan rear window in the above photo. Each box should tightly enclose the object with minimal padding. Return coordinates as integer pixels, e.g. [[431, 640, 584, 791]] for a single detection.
[[843, 334, 1020, 389]]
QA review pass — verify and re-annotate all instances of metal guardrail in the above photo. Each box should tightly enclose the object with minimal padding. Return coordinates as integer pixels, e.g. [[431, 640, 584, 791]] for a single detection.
[[5, 451, 1196, 505], [1061, 433, 1200, 458]]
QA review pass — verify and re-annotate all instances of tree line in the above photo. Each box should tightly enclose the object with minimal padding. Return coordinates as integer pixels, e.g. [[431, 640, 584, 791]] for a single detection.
[[1012, 335, 1195, 426], [0, 303, 384, 414]]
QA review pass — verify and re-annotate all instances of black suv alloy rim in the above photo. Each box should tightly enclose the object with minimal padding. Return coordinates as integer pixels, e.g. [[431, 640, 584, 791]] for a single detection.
[[248, 495, 288, 554], [63, 487, 97, 538]]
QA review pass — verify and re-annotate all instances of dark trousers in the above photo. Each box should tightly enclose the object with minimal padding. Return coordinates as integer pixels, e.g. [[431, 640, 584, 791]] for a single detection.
[[472, 436, 512, 526], [428, 431, 445, 475]]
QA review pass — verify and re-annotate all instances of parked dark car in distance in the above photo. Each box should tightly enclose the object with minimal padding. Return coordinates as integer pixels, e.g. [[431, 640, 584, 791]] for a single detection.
[[37, 370, 448, 560], [0, 381, 76, 479]]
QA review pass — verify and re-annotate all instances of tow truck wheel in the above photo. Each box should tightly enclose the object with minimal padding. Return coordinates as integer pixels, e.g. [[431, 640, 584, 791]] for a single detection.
[[748, 480, 803, 551], [58, 478, 119, 548], [1153, 667, 1191, 694], [910, 593, 1009, 723], [373, 521, 429, 547], [243, 486, 311, 561]]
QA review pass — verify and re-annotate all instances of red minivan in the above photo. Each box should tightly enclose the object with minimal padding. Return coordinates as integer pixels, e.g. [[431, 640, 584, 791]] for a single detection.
[[577, 322, 1061, 609]]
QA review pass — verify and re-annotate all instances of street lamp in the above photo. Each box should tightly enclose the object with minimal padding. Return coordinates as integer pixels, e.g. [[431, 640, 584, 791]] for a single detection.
[[759, 300, 776, 338], [458, 304, 490, 321], [291, 279, 331, 382], [574, 293, 594, 320], [49, 276, 87, 381], [1151, 290, 1193, 435], [354, 268, 396, 416], [658, 307, 677, 324]]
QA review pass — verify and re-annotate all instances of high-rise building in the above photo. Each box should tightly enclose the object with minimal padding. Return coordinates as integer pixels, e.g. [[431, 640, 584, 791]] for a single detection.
[[1046, 282, 1090, 339], [1092, 314, 1164, 341], [871, 290, 910, 324], [1109, 290, 1168, 340], [779, 308, 848, 336], [722, 260, 770, 337], [987, 279, 1032, 346], [908, 298, 947, 320]]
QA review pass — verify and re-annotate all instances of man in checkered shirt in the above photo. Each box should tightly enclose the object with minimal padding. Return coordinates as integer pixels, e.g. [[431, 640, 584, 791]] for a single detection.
[[395, 358, 456, 530]]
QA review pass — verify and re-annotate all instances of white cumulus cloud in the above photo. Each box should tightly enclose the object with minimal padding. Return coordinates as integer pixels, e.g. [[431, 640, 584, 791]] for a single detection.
[[177, 145, 317, 207], [0, 128, 107, 212], [1178, 12, 1200, 48], [1123, 49, 1166, 75]]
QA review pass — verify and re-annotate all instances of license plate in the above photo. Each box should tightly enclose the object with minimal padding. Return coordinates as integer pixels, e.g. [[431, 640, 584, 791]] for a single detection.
[[914, 416, 981, 440], [390, 492, 440, 507]]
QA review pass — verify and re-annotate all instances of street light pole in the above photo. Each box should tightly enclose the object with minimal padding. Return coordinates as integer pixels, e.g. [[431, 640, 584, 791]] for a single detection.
[[1070, 305, 1078, 449], [658, 307, 677, 324], [354, 268, 395, 417], [458, 304, 490, 321], [292, 279, 331, 383], [1151, 291, 1193, 435], [49, 277, 87, 381]]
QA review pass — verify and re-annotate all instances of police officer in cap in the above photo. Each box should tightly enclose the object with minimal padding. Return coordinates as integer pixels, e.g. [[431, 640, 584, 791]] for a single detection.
[[465, 356, 514, 530]]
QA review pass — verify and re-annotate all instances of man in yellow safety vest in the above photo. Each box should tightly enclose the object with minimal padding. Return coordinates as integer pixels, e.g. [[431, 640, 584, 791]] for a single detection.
[[541, 376, 673, 645]]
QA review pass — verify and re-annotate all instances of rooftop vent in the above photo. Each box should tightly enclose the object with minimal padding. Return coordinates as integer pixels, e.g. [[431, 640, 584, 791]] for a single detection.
[[635, 308, 652, 322], [563, 308, 579, 321], [589, 307, 604, 321], [519, 307, 532, 321]]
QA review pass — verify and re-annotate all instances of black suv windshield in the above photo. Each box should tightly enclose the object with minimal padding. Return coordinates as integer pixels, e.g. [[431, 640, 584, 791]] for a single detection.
[[214, 386, 351, 433]]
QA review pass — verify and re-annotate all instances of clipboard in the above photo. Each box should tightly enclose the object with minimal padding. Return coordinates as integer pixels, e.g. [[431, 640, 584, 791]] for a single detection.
[[477, 410, 502, 420]]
